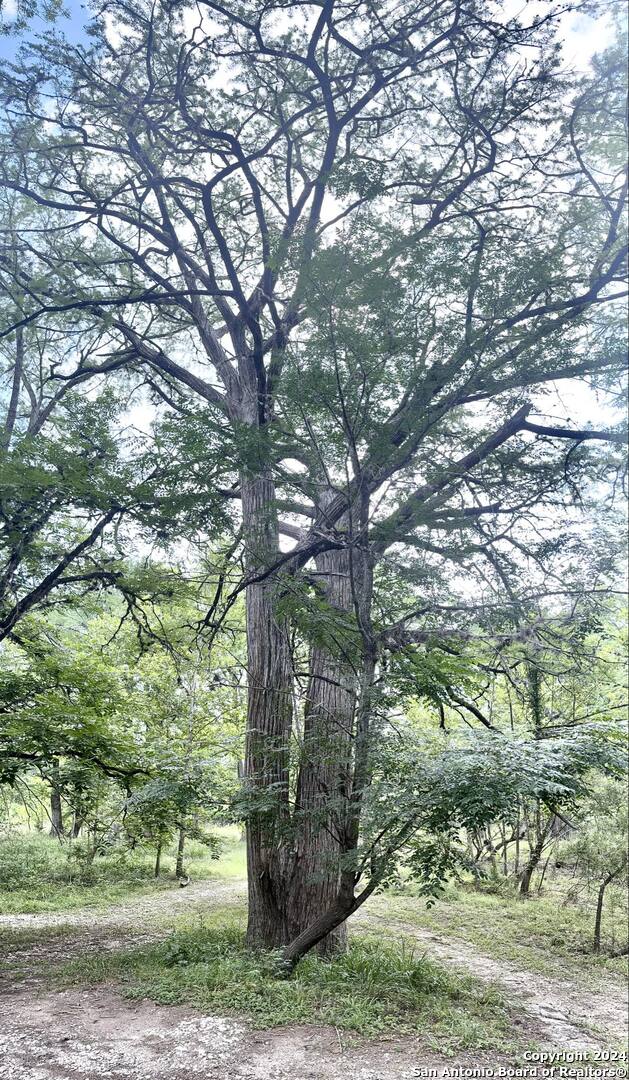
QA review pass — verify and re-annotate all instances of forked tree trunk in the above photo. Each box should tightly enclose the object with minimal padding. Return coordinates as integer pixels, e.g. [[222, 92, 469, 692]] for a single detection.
[[287, 541, 355, 956], [241, 470, 370, 960], [520, 803, 553, 894], [242, 472, 294, 948]]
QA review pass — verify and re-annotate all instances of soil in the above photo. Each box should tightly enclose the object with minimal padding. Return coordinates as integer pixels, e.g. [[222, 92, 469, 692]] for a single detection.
[[1, 879, 627, 1080], [354, 909, 629, 1053], [0, 984, 509, 1080]]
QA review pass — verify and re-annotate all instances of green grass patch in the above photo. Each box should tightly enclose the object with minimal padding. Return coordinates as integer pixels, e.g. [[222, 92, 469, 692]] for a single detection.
[[57, 904, 522, 1052], [187, 834, 246, 881], [373, 883, 629, 982], [0, 877, 173, 915], [0, 830, 246, 914]]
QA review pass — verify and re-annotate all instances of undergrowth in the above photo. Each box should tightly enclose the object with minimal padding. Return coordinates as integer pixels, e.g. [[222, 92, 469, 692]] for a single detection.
[[0, 830, 246, 913], [57, 906, 520, 1051], [378, 881, 629, 980]]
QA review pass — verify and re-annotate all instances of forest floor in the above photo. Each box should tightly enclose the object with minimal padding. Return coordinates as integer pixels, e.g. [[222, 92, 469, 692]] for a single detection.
[[1, 877, 627, 1080]]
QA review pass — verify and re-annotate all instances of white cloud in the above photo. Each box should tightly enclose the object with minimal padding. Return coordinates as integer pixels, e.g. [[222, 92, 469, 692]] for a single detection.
[[1, 0, 18, 21]]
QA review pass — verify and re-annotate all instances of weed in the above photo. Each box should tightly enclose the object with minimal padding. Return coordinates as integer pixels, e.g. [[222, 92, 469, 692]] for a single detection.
[[57, 905, 520, 1051]]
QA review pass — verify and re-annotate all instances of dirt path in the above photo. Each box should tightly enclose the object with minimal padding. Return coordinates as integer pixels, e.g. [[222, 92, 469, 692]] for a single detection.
[[0, 878, 247, 982], [352, 909, 628, 1054], [0, 980, 522, 1080], [1, 880, 627, 1079], [0, 876, 246, 932]]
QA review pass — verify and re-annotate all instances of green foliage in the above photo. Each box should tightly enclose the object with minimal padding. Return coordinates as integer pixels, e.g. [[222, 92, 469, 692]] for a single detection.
[[0, 829, 245, 913], [0, 0, 626, 973], [0, 628, 142, 784], [565, 781, 628, 883], [363, 726, 627, 897]]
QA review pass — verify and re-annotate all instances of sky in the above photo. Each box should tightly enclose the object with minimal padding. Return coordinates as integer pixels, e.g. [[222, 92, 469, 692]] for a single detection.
[[0, 0, 619, 63], [0, 0, 91, 59]]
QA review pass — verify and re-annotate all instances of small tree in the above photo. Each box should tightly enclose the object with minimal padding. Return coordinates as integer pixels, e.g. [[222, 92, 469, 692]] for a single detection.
[[564, 781, 628, 955]]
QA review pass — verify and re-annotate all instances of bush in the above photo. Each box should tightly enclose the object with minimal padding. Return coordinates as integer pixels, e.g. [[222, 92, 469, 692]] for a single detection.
[[0, 831, 161, 912], [0, 827, 246, 912], [0, 832, 68, 889]]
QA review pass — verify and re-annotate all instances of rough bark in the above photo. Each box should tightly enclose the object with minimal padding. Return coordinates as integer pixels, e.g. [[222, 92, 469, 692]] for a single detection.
[[287, 540, 355, 956], [49, 761, 64, 840], [281, 648, 388, 970], [280, 518, 377, 969], [242, 471, 294, 948], [519, 829, 548, 896], [175, 825, 186, 879]]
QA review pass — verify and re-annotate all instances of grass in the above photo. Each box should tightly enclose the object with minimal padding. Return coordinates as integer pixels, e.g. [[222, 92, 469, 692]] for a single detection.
[[57, 902, 522, 1053], [0, 828, 246, 914], [373, 880, 629, 982]]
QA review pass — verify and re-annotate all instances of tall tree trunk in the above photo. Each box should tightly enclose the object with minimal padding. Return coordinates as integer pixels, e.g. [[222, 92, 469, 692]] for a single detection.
[[514, 801, 521, 878], [241, 471, 294, 948], [154, 840, 162, 878], [281, 622, 380, 970], [287, 540, 355, 956], [175, 824, 186, 879], [537, 852, 552, 893], [72, 813, 83, 839], [280, 507, 377, 970], [49, 760, 64, 840], [593, 878, 608, 953]]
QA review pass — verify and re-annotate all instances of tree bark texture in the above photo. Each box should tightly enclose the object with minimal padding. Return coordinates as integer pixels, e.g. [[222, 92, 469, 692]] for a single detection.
[[287, 540, 356, 955], [242, 471, 294, 948], [49, 761, 64, 840]]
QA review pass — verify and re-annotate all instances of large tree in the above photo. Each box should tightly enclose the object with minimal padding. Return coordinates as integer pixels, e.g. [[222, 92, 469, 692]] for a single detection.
[[0, 0, 626, 958]]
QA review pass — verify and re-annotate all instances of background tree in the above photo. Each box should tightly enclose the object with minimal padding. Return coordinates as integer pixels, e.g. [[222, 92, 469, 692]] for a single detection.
[[563, 780, 628, 955], [0, 592, 244, 871]]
